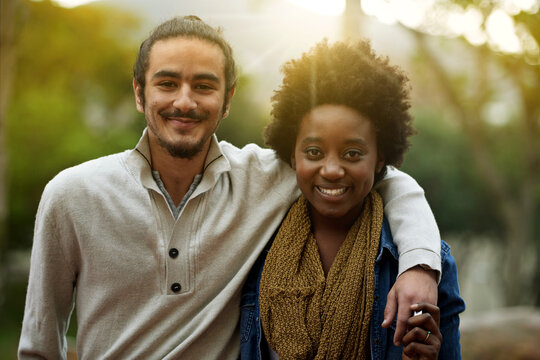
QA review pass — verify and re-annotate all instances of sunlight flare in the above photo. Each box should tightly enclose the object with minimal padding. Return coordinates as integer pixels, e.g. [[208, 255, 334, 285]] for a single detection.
[[52, 0, 96, 8], [286, 0, 345, 16], [486, 9, 522, 53]]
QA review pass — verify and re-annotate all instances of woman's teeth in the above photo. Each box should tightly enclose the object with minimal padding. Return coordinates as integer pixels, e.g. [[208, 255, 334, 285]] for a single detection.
[[317, 187, 347, 196]]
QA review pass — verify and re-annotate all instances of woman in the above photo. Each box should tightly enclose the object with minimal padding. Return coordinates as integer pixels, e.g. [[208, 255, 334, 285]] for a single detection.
[[240, 39, 465, 359]]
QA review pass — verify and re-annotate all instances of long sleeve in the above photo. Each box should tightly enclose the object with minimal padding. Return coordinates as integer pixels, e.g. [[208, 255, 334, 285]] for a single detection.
[[18, 182, 78, 360], [374, 167, 442, 278]]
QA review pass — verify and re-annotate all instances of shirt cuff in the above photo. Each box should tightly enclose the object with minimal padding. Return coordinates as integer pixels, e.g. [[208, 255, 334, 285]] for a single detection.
[[398, 248, 442, 284]]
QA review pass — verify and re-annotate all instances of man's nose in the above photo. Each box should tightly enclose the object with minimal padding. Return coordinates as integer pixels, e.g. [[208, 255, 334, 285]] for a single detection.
[[173, 85, 197, 112]]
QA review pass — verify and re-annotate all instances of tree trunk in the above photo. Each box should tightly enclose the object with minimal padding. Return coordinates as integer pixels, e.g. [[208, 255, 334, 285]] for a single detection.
[[342, 0, 365, 40], [413, 32, 538, 307]]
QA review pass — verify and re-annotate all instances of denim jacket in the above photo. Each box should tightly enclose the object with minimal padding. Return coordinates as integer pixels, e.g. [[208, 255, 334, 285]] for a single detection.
[[240, 218, 466, 359]]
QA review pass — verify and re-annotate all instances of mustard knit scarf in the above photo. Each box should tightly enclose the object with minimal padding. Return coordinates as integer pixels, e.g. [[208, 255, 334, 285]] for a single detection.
[[259, 191, 383, 360]]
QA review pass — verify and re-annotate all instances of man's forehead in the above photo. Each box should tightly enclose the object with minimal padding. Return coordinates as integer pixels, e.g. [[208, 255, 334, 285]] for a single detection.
[[147, 36, 226, 74], [150, 36, 224, 59]]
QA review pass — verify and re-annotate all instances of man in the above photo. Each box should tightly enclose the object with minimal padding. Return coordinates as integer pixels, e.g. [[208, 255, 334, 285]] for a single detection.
[[19, 16, 441, 359]]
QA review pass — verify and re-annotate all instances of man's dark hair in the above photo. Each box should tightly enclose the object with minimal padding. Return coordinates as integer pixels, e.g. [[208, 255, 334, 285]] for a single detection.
[[264, 39, 415, 180], [133, 15, 237, 106]]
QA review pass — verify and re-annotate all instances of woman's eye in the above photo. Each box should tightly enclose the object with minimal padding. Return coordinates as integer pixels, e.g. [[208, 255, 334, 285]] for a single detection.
[[344, 150, 363, 160], [305, 148, 322, 159]]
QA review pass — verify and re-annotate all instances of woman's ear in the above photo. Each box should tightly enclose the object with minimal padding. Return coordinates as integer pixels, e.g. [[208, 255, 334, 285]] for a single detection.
[[376, 155, 385, 174], [290, 151, 296, 170]]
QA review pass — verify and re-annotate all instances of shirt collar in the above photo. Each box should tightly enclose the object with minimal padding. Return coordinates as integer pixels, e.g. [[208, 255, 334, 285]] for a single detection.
[[125, 128, 160, 192], [192, 134, 231, 197], [124, 128, 231, 195]]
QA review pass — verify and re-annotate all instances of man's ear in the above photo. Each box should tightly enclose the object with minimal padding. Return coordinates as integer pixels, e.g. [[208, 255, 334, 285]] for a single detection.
[[222, 87, 236, 118], [133, 78, 144, 113]]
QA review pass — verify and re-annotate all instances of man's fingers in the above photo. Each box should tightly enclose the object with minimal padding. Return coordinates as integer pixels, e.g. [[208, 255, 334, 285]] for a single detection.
[[393, 301, 410, 346], [382, 287, 397, 328]]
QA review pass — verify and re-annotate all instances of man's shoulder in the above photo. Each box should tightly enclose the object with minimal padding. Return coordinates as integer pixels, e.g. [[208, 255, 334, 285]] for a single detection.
[[45, 151, 128, 192]]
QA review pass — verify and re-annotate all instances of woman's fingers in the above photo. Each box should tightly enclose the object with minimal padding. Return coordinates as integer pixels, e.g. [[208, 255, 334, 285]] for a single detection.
[[402, 341, 440, 360], [403, 326, 439, 345], [410, 302, 440, 326], [401, 303, 442, 360]]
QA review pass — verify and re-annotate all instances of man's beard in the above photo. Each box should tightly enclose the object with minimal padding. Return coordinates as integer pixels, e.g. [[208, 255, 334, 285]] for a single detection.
[[146, 110, 213, 160], [156, 134, 207, 159], [148, 108, 212, 160]]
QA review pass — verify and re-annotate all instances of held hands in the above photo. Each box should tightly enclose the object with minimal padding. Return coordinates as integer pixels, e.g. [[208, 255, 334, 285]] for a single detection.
[[382, 265, 438, 346], [402, 303, 442, 360]]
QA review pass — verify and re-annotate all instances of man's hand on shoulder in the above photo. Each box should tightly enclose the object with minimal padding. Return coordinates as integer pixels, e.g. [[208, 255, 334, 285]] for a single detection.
[[381, 265, 438, 346]]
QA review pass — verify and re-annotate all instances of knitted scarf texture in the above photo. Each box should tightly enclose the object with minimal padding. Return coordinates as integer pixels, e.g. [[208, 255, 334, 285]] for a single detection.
[[259, 191, 383, 360]]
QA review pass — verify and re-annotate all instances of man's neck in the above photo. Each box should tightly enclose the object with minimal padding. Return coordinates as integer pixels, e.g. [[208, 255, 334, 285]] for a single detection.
[[149, 142, 209, 207]]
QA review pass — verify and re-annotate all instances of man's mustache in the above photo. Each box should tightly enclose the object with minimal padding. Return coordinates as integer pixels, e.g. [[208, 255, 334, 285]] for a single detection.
[[159, 109, 208, 120]]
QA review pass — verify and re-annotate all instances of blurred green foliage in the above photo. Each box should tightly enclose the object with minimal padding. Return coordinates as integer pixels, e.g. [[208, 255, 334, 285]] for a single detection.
[[402, 111, 503, 237], [217, 73, 268, 148], [6, 0, 144, 250]]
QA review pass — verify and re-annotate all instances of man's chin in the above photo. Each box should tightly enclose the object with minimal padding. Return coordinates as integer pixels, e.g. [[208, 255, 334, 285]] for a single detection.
[[159, 138, 206, 159]]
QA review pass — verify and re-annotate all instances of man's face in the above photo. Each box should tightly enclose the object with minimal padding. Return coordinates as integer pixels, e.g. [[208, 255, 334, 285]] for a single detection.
[[134, 37, 233, 159]]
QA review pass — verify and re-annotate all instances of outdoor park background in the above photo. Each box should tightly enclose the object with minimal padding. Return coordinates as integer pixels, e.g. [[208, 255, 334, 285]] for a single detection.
[[0, 0, 539, 358]]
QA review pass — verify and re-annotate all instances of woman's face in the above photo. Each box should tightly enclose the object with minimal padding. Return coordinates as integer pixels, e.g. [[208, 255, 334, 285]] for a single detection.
[[292, 104, 384, 222]]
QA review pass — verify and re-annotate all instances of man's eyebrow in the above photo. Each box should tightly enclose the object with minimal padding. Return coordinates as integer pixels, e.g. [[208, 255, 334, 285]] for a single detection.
[[152, 70, 181, 80], [193, 73, 220, 84], [151, 70, 220, 84]]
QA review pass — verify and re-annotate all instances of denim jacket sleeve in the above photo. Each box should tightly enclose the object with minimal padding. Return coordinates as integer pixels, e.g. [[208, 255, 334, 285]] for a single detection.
[[371, 219, 466, 359], [437, 240, 466, 359], [240, 239, 271, 360]]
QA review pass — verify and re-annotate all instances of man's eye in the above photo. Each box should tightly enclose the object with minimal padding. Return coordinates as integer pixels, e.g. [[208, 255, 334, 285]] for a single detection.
[[195, 83, 215, 90], [158, 81, 176, 88]]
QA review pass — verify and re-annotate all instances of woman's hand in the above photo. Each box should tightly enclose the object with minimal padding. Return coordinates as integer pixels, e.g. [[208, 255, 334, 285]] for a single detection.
[[402, 303, 442, 360]]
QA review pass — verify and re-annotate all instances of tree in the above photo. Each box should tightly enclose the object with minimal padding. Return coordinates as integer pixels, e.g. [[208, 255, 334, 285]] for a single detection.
[[416, 33, 540, 305], [409, 3, 539, 306]]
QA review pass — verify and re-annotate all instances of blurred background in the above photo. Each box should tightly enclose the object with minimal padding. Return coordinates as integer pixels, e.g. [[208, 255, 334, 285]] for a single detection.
[[1, 0, 539, 358]]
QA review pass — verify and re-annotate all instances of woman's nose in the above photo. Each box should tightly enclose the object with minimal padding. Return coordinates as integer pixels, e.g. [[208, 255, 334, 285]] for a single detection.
[[320, 157, 345, 180]]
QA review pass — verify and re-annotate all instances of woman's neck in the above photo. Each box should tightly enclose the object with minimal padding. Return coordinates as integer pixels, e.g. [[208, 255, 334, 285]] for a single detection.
[[310, 206, 362, 275]]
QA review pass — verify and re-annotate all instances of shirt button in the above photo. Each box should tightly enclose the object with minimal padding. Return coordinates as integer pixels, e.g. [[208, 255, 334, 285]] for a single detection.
[[374, 338, 381, 345], [169, 248, 179, 258], [171, 283, 181, 292]]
